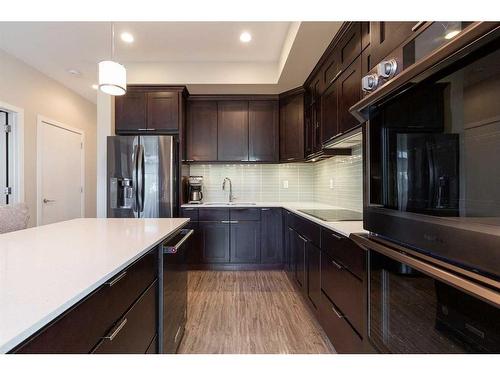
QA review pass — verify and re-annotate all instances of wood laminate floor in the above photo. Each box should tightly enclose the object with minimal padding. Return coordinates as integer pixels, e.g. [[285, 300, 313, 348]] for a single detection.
[[178, 270, 335, 354]]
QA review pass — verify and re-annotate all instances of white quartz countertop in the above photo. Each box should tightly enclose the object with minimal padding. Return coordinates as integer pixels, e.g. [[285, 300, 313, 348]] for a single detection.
[[0, 218, 188, 353], [181, 201, 367, 237]]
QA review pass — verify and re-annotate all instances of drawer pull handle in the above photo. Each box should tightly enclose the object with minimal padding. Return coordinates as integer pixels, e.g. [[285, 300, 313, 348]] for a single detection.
[[105, 271, 127, 287], [330, 232, 343, 241], [104, 318, 127, 341], [163, 229, 194, 254], [411, 21, 426, 32], [261, 208, 270, 211], [331, 305, 345, 319], [329, 69, 343, 84], [331, 259, 344, 270]]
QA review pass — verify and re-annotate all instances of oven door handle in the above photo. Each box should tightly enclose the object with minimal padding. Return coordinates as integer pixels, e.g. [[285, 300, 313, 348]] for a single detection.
[[350, 234, 500, 308]]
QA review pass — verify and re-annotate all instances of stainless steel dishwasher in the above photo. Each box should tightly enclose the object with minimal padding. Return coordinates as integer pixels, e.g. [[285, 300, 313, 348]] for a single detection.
[[158, 228, 193, 353]]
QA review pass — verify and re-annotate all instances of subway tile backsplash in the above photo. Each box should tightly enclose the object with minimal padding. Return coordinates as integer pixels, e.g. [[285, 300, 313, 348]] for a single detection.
[[188, 145, 362, 211]]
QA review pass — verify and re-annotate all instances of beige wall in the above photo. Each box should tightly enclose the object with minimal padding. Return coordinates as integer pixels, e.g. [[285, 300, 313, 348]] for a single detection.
[[0, 49, 97, 226]]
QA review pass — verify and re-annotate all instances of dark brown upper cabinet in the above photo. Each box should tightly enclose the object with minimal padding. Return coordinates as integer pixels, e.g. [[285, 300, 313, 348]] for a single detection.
[[370, 22, 416, 69], [115, 91, 147, 133], [186, 100, 218, 161], [248, 100, 279, 162], [147, 91, 179, 132], [279, 90, 305, 162], [217, 101, 249, 161], [321, 80, 339, 143], [115, 86, 185, 134], [337, 22, 362, 71], [337, 56, 362, 134]]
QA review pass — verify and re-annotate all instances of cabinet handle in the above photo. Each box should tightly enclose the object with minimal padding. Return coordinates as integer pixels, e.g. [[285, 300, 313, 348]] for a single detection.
[[184, 208, 196, 211], [261, 208, 271, 211], [105, 271, 127, 287], [137, 128, 148, 131], [331, 259, 344, 270], [331, 305, 345, 319], [104, 318, 127, 341], [185, 159, 195, 162], [230, 220, 239, 224], [221, 220, 231, 224], [330, 232, 343, 241], [147, 129, 156, 131], [329, 69, 343, 84], [287, 158, 295, 161], [412, 21, 426, 32], [298, 234, 308, 242]]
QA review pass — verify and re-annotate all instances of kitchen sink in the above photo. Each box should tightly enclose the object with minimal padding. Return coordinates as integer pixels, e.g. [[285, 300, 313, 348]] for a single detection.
[[204, 202, 256, 206]]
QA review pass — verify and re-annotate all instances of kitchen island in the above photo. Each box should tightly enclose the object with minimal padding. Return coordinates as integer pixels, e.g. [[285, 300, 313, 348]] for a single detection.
[[0, 218, 189, 353]]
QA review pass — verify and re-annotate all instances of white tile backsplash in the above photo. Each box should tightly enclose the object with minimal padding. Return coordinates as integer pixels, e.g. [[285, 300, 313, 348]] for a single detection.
[[188, 145, 362, 210]]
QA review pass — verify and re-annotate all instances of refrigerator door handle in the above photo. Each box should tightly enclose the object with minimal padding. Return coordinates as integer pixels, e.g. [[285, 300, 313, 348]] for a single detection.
[[137, 144, 145, 213], [132, 144, 139, 214]]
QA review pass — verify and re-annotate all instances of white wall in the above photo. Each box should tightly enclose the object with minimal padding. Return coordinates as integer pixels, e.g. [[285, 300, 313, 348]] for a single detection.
[[0, 49, 97, 226]]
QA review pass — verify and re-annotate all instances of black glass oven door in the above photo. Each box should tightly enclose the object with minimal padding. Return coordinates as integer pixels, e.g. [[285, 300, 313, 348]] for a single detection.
[[368, 249, 500, 353]]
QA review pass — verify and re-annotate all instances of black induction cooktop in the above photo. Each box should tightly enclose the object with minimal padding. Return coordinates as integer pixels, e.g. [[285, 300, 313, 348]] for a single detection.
[[298, 209, 363, 222]]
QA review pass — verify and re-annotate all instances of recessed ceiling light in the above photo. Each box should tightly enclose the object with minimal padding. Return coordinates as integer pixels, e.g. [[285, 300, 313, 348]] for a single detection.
[[120, 32, 134, 43], [67, 69, 81, 76], [239, 32, 252, 43], [445, 30, 460, 40], [92, 84, 98, 90]]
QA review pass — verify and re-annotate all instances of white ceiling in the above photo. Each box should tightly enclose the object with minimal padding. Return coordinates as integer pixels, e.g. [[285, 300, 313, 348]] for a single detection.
[[0, 22, 342, 103]]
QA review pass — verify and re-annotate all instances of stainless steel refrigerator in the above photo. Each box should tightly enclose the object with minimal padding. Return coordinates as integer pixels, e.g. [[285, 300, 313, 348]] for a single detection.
[[107, 135, 178, 218]]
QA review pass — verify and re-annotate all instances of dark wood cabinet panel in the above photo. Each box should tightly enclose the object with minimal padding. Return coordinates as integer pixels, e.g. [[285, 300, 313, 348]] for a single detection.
[[260, 208, 283, 264], [199, 221, 230, 263], [321, 252, 364, 334], [321, 80, 339, 143], [279, 92, 304, 162], [217, 101, 249, 161], [248, 100, 279, 161], [337, 56, 362, 135], [92, 280, 157, 354], [147, 91, 179, 132], [338, 22, 362, 70], [115, 91, 147, 132], [321, 229, 366, 280], [230, 221, 261, 263], [186, 101, 218, 161], [370, 22, 416, 68], [290, 229, 307, 293], [307, 242, 321, 313], [230, 208, 260, 221], [14, 250, 157, 354], [319, 291, 363, 353]]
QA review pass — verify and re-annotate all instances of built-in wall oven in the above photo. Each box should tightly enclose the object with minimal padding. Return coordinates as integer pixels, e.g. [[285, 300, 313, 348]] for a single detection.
[[352, 234, 500, 353], [353, 22, 500, 280]]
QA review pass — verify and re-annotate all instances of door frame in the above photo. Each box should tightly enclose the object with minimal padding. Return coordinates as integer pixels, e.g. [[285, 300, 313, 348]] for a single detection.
[[36, 115, 85, 225], [0, 100, 25, 204]]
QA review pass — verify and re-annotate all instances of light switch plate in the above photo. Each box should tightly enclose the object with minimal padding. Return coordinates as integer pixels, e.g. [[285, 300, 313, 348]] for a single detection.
[[329, 178, 334, 189], [283, 180, 289, 189]]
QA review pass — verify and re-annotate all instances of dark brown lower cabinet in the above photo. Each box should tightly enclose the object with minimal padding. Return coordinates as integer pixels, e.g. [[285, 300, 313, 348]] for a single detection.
[[230, 221, 261, 263], [199, 221, 230, 263], [290, 228, 307, 293], [307, 242, 321, 314], [319, 291, 363, 354], [92, 280, 158, 354], [12, 249, 159, 354], [260, 208, 283, 264]]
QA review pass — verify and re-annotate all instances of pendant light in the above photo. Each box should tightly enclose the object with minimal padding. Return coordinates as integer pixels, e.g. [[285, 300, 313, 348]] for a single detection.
[[99, 22, 127, 96]]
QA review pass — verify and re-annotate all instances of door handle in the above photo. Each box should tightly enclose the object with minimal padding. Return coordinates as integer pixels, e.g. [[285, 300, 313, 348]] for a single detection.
[[163, 229, 194, 254], [136, 144, 145, 213], [103, 318, 127, 341], [331, 259, 344, 270], [331, 305, 345, 319], [43, 198, 56, 203]]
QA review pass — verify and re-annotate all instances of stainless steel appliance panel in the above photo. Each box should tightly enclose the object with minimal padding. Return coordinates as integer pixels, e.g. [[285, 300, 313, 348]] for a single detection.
[[107, 136, 139, 218]]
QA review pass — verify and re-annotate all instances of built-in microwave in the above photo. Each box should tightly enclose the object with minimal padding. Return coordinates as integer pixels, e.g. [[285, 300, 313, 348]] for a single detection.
[[355, 23, 500, 279]]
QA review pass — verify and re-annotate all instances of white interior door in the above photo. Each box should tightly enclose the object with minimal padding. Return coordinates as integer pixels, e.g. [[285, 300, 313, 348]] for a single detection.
[[38, 119, 84, 225], [0, 111, 7, 206]]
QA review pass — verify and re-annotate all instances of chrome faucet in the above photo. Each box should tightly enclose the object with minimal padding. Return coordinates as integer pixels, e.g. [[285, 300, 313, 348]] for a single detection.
[[222, 177, 235, 203]]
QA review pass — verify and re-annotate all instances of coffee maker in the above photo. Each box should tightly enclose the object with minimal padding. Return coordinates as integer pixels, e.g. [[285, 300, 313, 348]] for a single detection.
[[188, 176, 204, 204]]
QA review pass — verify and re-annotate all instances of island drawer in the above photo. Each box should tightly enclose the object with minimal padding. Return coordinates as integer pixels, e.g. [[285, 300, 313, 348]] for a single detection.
[[321, 229, 365, 279], [14, 249, 157, 353], [287, 212, 321, 247], [321, 251, 364, 335], [92, 280, 157, 354]]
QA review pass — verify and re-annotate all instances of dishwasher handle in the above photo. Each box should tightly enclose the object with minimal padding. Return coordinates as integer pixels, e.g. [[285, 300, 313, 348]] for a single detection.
[[162, 229, 194, 254]]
